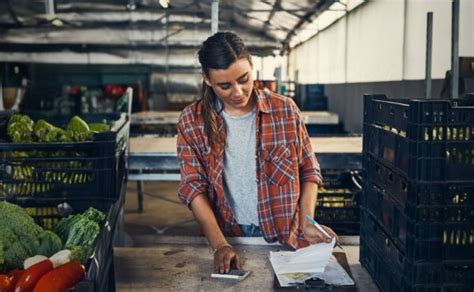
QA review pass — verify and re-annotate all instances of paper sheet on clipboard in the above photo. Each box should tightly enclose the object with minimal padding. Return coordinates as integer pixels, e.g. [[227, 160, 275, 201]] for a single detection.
[[269, 238, 354, 287]]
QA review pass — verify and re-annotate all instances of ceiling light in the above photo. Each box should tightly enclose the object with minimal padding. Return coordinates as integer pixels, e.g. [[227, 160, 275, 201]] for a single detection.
[[159, 0, 169, 8]]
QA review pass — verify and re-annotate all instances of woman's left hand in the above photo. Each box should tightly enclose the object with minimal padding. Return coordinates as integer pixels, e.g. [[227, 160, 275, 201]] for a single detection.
[[302, 224, 338, 244]]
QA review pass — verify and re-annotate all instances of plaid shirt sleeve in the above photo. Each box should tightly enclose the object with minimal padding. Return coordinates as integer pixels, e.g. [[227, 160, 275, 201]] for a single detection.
[[176, 107, 209, 208], [293, 101, 323, 186]]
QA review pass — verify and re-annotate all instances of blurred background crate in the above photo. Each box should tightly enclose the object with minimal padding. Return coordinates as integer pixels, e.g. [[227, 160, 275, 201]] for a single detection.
[[315, 170, 362, 235], [0, 112, 129, 200]]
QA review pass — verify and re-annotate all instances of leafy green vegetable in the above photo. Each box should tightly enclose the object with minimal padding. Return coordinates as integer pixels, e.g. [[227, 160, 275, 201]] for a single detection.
[[68, 245, 94, 264], [7, 114, 34, 143], [65, 219, 100, 247], [66, 116, 91, 142], [33, 119, 69, 142], [88, 123, 110, 133], [83, 207, 106, 223]]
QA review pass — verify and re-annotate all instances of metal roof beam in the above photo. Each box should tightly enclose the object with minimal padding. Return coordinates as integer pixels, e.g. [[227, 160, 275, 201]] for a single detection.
[[281, 0, 336, 54]]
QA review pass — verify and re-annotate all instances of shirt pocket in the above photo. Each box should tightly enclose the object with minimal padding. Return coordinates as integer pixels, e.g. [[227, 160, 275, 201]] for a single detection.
[[262, 144, 295, 185]]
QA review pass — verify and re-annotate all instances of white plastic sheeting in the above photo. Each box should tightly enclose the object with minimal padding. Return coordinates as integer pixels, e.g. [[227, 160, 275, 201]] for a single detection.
[[288, 0, 474, 84]]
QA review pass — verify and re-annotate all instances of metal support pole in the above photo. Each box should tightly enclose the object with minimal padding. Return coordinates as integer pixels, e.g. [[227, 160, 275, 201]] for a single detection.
[[425, 12, 433, 99], [451, 0, 459, 99], [211, 0, 219, 34], [45, 0, 55, 15]]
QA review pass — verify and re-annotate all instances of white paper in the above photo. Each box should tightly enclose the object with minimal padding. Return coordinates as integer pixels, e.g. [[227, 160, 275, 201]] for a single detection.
[[269, 238, 335, 287], [311, 256, 355, 286]]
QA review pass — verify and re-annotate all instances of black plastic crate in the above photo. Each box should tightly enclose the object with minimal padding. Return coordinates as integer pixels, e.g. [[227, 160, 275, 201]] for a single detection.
[[360, 210, 474, 291], [315, 191, 360, 235], [360, 237, 403, 292], [365, 155, 474, 214], [362, 181, 473, 260], [363, 95, 474, 182], [315, 170, 362, 235], [364, 123, 474, 181], [0, 112, 129, 199], [3, 189, 123, 292], [364, 94, 474, 135], [362, 182, 408, 247]]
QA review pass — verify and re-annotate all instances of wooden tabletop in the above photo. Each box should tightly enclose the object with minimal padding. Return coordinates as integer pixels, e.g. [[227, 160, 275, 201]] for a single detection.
[[113, 237, 375, 291], [131, 111, 339, 125], [129, 136, 362, 154]]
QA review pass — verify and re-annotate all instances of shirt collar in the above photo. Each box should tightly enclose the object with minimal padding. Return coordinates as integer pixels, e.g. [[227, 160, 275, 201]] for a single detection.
[[212, 88, 271, 114], [254, 88, 271, 114]]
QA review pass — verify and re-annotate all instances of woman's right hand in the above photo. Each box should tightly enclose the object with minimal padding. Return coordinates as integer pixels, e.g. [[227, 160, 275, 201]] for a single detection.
[[213, 245, 241, 274]]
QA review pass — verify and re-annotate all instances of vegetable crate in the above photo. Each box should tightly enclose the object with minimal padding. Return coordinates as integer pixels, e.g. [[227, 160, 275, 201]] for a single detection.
[[360, 209, 474, 292], [314, 171, 362, 235], [10, 189, 124, 292], [363, 95, 474, 182], [0, 112, 129, 200], [363, 155, 474, 261], [361, 95, 474, 291]]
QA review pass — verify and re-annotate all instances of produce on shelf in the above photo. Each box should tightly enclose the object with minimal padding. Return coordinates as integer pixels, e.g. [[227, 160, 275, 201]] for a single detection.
[[0, 202, 105, 272], [88, 122, 110, 133], [3, 114, 109, 197], [0, 202, 61, 271], [65, 116, 91, 142], [33, 262, 85, 292], [0, 269, 23, 292], [33, 120, 68, 143], [55, 207, 106, 263], [7, 114, 34, 143]]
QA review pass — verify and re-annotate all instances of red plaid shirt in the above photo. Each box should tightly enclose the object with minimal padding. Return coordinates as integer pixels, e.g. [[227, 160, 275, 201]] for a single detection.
[[177, 89, 323, 249]]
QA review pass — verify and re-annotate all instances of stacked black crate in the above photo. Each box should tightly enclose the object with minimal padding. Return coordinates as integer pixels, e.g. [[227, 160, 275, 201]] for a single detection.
[[361, 95, 474, 292]]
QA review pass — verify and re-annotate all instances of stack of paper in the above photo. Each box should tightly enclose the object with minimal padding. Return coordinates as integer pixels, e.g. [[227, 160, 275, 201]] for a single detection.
[[269, 238, 344, 287]]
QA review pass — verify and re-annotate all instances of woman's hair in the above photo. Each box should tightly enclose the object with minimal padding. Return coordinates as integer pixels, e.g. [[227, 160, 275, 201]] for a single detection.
[[197, 31, 251, 147]]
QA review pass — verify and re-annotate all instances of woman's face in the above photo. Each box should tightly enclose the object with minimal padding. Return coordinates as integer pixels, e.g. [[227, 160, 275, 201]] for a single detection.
[[204, 58, 255, 116]]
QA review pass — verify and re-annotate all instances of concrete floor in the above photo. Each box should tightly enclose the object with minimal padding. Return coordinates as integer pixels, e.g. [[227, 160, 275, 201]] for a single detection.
[[123, 181, 200, 242], [121, 180, 379, 291]]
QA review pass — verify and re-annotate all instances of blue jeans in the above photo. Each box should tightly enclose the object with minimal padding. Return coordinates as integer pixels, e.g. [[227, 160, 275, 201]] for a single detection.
[[239, 224, 262, 237]]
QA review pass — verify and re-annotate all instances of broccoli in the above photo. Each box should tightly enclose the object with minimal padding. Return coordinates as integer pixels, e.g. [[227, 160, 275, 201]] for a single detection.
[[0, 202, 50, 271], [3, 241, 29, 270], [0, 201, 43, 237], [37, 230, 63, 257], [7, 114, 34, 143]]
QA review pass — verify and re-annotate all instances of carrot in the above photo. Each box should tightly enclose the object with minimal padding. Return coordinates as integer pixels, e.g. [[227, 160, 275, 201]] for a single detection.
[[14, 260, 53, 292], [0, 274, 13, 292], [33, 262, 85, 292]]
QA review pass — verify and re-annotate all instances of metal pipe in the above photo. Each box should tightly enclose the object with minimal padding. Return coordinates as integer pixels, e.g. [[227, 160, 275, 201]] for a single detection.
[[211, 0, 219, 34], [425, 12, 433, 99], [45, 0, 55, 15], [451, 0, 459, 99]]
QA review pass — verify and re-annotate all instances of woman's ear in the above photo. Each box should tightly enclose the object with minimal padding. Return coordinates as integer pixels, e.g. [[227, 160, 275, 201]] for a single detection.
[[203, 73, 212, 87]]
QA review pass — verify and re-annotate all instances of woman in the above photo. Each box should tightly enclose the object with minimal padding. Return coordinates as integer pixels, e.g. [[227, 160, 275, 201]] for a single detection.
[[177, 32, 337, 274]]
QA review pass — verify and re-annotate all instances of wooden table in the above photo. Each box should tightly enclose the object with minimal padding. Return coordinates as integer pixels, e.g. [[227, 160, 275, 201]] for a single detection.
[[114, 236, 378, 291], [131, 111, 340, 126], [129, 136, 362, 154]]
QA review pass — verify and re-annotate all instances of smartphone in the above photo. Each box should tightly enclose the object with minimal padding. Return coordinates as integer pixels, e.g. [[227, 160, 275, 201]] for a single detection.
[[211, 269, 251, 281]]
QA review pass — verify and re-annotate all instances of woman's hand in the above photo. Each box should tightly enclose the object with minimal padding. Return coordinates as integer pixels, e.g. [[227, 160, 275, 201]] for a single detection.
[[302, 223, 339, 244], [213, 245, 241, 274]]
